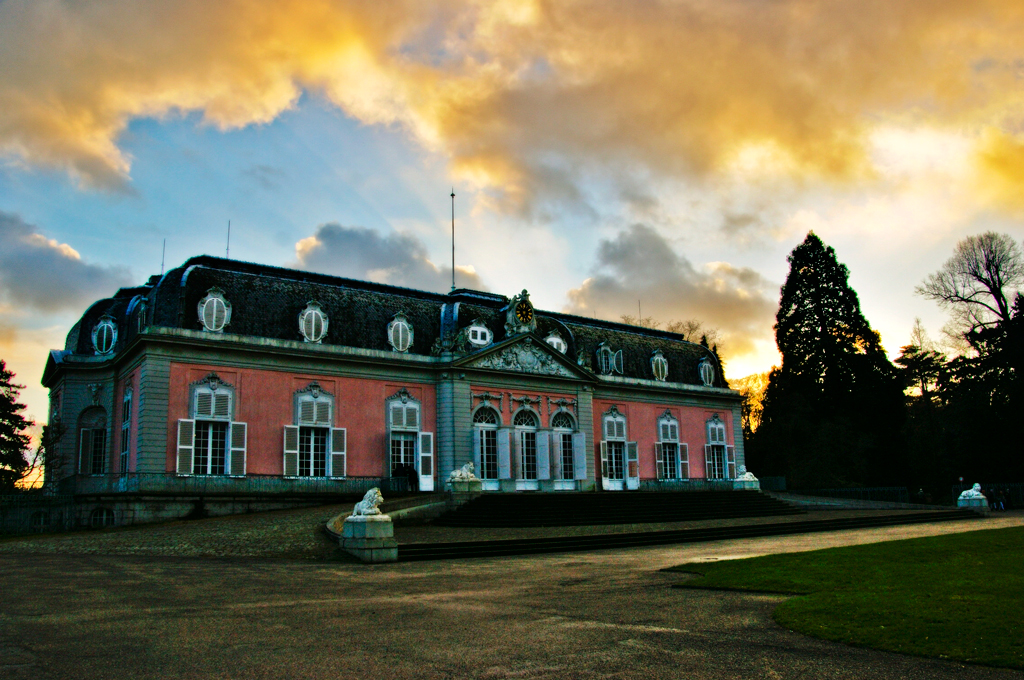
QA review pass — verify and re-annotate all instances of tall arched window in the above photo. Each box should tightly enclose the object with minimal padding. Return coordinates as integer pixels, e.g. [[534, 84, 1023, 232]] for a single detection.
[[386, 389, 434, 492], [551, 411, 576, 481], [601, 410, 626, 485], [513, 409, 540, 482], [78, 407, 107, 475], [283, 384, 345, 478], [704, 415, 734, 479], [472, 407, 500, 480], [120, 388, 132, 476], [656, 412, 688, 480]]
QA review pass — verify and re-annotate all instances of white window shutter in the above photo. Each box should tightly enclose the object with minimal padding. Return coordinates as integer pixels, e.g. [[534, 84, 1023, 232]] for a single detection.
[[655, 443, 664, 479], [705, 444, 713, 478], [407, 405, 419, 429], [670, 423, 678, 441], [600, 441, 609, 479], [196, 392, 213, 418], [497, 428, 512, 479], [299, 398, 316, 424], [176, 419, 195, 476], [390, 403, 404, 428], [536, 429, 551, 480], [613, 350, 624, 374], [616, 420, 626, 440], [511, 430, 522, 479], [680, 443, 689, 479], [419, 432, 433, 477], [79, 429, 92, 474], [213, 393, 230, 419], [626, 441, 639, 479], [726, 445, 736, 479], [572, 432, 587, 480], [552, 433, 562, 480], [229, 422, 247, 476], [331, 427, 347, 478], [472, 428, 482, 472], [283, 425, 300, 477], [315, 401, 331, 426]]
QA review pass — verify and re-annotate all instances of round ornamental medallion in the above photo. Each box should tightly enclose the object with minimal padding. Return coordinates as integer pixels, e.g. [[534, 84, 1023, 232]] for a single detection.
[[517, 348, 539, 369]]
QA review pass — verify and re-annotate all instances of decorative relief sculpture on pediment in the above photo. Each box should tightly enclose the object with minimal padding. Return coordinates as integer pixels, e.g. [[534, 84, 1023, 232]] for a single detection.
[[470, 338, 576, 377]]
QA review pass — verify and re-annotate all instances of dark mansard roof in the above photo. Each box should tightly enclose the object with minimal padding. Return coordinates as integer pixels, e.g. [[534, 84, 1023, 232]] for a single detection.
[[58, 255, 726, 387]]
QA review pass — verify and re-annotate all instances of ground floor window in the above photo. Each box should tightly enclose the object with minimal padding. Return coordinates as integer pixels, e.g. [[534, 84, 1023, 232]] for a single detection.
[[557, 433, 574, 480], [662, 442, 679, 479], [391, 432, 416, 471], [298, 426, 328, 477], [85, 429, 107, 475], [193, 421, 228, 475], [605, 441, 624, 480], [519, 430, 537, 479], [479, 428, 498, 479], [706, 444, 725, 479]]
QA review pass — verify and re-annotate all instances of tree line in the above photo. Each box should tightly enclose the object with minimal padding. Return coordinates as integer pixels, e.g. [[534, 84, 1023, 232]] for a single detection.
[[746, 232, 1023, 496]]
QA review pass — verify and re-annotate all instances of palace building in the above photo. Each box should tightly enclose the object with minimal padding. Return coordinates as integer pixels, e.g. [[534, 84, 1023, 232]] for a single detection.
[[41, 255, 746, 525]]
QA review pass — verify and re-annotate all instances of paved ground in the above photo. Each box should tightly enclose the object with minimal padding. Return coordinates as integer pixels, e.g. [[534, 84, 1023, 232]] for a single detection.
[[1, 510, 1022, 679]]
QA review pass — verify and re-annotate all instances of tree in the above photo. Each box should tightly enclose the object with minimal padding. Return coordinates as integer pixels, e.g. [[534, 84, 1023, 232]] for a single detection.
[[917, 232, 1023, 336], [748, 233, 905, 488], [0, 360, 33, 491]]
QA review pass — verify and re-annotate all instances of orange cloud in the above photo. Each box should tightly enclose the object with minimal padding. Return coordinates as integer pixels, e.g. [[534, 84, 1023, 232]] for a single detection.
[[4, 0, 1024, 208], [974, 129, 1024, 212]]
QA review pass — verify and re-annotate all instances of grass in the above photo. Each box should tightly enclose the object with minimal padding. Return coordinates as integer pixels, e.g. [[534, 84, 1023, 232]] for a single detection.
[[667, 526, 1024, 669]]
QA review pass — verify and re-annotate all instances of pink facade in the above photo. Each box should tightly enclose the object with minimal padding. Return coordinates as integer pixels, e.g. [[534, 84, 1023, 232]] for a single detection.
[[166, 363, 436, 478]]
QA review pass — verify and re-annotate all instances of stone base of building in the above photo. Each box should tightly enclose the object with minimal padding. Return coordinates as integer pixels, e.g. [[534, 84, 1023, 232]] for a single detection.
[[340, 515, 398, 563]]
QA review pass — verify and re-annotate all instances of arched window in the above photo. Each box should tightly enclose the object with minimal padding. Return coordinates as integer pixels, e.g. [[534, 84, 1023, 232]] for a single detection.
[[388, 313, 413, 352], [467, 322, 492, 347], [545, 332, 567, 354], [197, 288, 231, 333], [120, 388, 132, 476], [651, 350, 669, 381], [92, 317, 117, 355], [597, 343, 623, 375], [551, 411, 576, 481], [90, 507, 115, 528], [298, 301, 329, 343], [513, 409, 539, 481], [704, 415, 734, 479], [601, 409, 627, 485], [385, 389, 435, 492], [176, 376, 247, 478], [284, 384, 345, 478], [473, 406, 501, 480], [656, 412, 688, 480], [78, 406, 107, 475]]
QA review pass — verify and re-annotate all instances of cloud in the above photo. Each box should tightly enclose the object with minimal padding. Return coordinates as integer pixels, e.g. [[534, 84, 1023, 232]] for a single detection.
[[0, 212, 133, 312], [292, 222, 484, 293], [973, 129, 1024, 213], [4, 0, 1024, 213], [565, 224, 777, 357]]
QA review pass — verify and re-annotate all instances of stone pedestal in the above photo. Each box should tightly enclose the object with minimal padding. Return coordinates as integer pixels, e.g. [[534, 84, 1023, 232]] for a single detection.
[[733, 479, 761, 490], [340, 514, 398, 563], [449, 478, 483, 507], [957, 497, 989, 512]]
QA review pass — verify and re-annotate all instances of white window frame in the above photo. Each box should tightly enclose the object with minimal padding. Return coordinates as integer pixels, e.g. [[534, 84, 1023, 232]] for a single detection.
[[197, 288, 231, 333], [92, 317, 117, 355], [177, 381, 246, 477], [651, 351, 669, 382], [388, 313, 413, 352], [120, 388, 132, 476], [298, 301, 329, 344], [386, 390, 434, 491], [699, 358, 716, 386], [472, 406, 501, 482], [597, 343, 624, 375], [285, 388, 345, 478], [550, 411, 576, 482], [467, 324, 492, 347], [601, 412, 627, 483], [512, 409, 540, 483], [545, 332, 567, 354], [656, 413, 688, 480], [704, 415, 732, 479]]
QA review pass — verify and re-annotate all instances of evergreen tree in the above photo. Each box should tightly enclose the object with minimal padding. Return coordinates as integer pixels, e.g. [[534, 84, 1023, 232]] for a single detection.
[[749, 233, 904, 488], [0, 360, 33, 491]]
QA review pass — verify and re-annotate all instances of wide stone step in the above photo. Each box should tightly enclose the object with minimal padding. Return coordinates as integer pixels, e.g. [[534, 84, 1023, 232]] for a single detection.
[[398, 510, 981, 561]]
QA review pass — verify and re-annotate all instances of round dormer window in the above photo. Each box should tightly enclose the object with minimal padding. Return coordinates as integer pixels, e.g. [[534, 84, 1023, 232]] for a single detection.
[[298, 302, 328, 343], [388, 313, 413, 352], [545, 332, 567, 354], [92, 317, 117, 355], [467, 323, 492, 347], [197, 288, 231, 333], [651, 351, 668, 381], [699, 358, 715, 386]]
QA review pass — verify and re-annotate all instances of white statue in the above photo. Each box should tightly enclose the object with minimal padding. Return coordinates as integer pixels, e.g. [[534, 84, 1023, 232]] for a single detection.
[[449, 462, 478, 481], [958, 483, 986, 500], [736, 465, 758, 482], [352, 487, 384, 516]]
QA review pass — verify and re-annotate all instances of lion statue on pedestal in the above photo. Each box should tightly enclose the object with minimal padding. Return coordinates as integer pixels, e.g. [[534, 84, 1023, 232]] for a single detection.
[[352, 487, 384, 516]]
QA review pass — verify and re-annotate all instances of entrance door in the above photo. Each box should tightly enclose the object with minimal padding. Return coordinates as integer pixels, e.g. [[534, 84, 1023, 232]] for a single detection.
[[601, 441, 625, 491], [418, 432, 434, 492], [625, 441, 640, 490]]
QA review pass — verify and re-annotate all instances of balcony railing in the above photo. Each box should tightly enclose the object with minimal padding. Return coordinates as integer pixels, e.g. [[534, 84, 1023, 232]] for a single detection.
[[56, 473, 409, 497]]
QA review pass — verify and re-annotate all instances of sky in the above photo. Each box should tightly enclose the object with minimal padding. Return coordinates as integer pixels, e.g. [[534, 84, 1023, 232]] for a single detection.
[[3, 0, 1024, 432]]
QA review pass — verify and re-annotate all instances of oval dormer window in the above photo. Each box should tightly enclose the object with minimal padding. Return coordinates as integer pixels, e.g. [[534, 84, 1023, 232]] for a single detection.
[[298, 301, 328, 343], [92, 317, 117, 355], [545, 332, 567, 354], [388, 313, 413, 352], [651, 350, 668, 381], [699, 358, 715, 386], [467, 323, 492, 347], [197, 288, 231, 333]]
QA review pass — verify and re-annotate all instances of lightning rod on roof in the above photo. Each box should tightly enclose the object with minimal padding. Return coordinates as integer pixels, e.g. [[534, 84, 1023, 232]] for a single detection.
[[160, 238, 166, 275], [451, 188, 456, 292], [226, 220, 231, 259]]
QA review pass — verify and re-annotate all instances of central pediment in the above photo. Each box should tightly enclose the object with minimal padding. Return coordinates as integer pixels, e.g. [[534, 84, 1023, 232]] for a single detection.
[[455, 335, 592, 380]]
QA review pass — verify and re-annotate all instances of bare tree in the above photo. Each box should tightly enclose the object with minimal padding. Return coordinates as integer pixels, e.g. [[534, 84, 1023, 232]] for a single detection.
[[917, 232, 1024, 335]]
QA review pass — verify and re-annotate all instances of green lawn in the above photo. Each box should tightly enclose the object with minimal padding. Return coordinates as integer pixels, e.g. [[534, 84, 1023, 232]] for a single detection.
[[668, 526, 1024, 669]]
